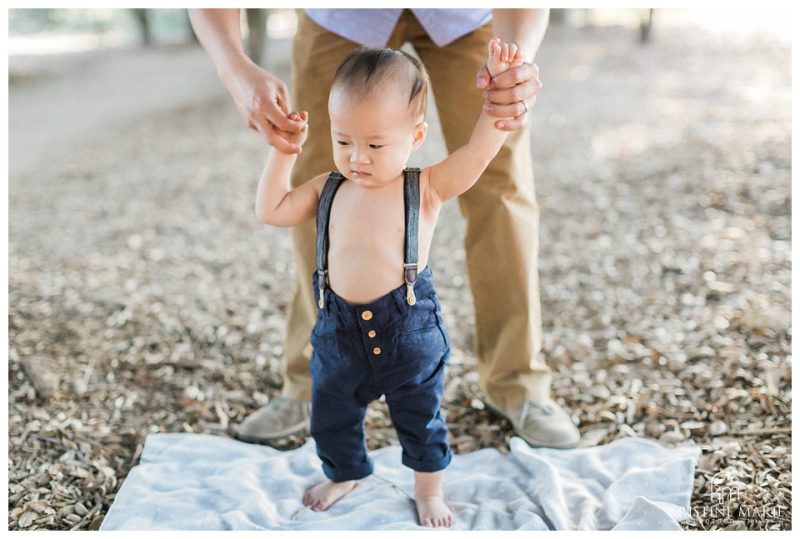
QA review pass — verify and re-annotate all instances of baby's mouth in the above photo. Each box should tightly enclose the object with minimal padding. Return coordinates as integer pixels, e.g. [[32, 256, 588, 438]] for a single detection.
[[351, 170, 371, 177]]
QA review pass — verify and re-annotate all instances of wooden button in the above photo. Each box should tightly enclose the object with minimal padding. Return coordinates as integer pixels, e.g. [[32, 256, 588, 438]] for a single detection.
[[368, 330, 377, 338], [373, 347, 381, 355], [361, 310, 373, 321]]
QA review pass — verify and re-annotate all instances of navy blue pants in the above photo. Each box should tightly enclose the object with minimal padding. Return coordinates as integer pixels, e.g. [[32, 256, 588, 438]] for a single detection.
[[309, 266, 452, 482]]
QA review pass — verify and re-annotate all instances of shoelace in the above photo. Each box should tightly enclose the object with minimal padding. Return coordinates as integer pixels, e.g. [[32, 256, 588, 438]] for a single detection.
[[519, 399, 554, 428]]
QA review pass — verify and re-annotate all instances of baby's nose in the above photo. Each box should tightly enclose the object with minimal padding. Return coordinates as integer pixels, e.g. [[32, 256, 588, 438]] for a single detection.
[[350, 150, 370, 164]]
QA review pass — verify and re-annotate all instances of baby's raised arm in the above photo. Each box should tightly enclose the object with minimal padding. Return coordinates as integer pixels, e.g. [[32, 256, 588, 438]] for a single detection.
[[255, 111, 326, 227], [425, 38, 524, 204]]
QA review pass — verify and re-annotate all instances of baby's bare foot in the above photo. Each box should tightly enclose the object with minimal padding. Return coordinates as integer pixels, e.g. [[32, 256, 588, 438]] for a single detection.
[[302, 479, 358, 512], [416, 494, 453, 528]]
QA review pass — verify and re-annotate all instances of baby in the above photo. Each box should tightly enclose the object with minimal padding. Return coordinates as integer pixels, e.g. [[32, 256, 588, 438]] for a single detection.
[[255, 38, 524, 528]]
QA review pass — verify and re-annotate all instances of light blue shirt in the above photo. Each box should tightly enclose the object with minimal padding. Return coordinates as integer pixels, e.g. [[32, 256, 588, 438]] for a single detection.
[[304, 9, 492, 48]]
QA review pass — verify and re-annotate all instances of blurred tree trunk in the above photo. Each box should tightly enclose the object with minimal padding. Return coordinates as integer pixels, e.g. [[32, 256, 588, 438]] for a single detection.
[[639, 9, 654, 43], [246, 9, 269, 67], [185, 10, 199, 43], [553, 8, 656, 43], [132, 9, 152, 47], [549, 8, 568, 24]]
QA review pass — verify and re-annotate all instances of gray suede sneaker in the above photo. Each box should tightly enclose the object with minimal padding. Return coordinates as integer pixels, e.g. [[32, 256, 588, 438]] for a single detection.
[[233, 396, 311, 443], [483, 397, 580, 449]]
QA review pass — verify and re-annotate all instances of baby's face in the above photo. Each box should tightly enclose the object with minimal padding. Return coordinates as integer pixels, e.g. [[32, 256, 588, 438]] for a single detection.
[[329, 86, 426, 188]]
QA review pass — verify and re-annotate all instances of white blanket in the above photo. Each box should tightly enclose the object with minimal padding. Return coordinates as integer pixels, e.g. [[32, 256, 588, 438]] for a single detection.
[[101, 433, 699, 531]]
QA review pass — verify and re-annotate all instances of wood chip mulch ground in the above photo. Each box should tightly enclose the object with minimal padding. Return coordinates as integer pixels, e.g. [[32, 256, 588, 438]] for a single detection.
[[8, 20, 791, 530]]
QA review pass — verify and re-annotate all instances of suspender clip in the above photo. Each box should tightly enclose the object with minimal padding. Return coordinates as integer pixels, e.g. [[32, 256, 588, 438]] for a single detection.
[[404, 263, 418, 306], [317, 269, 327, 309], [406, 283, 416, 306]]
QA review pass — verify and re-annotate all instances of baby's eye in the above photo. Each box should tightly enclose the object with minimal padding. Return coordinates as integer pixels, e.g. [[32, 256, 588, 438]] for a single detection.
[[369, 144, 384, 149], [337, 140, 350, 146]]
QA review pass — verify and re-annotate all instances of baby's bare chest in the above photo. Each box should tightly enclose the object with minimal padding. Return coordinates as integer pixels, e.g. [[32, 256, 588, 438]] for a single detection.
[[323, 180, 440, 303], [328, 194, 406, 256]]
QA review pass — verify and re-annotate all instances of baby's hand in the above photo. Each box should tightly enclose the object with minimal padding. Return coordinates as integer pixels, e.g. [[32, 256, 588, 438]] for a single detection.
[[485, 37, 524, 80], [275, 111, 309, 153]]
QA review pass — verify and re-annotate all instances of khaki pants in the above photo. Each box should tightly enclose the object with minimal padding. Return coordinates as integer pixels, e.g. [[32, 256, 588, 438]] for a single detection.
[[282, 10, 551, 410]]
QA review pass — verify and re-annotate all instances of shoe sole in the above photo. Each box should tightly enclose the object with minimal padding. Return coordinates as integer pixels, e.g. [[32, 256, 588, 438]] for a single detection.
[[232, 418, 311, 444], [482, 398, 580, 449]]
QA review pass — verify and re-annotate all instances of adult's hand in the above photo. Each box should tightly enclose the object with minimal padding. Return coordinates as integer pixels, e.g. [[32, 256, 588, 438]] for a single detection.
[[476, 61, 542, 131], [222, 58, 306, 154]]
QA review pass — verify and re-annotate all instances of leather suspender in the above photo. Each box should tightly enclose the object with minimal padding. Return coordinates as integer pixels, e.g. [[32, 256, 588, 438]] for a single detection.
[[315, 172, 345, 309], [403, 167, 421, 306]]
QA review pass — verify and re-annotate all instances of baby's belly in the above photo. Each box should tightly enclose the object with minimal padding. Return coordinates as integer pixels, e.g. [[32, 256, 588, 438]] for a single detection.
[[327, 248, 427, 305]]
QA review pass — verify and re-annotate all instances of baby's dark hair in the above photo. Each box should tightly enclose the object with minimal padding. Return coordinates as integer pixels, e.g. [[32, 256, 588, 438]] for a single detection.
[[331, 47, 429, 120]]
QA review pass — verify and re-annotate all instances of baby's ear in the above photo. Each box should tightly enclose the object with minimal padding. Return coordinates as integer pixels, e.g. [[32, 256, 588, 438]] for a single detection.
[[412, 121, 428, 150]]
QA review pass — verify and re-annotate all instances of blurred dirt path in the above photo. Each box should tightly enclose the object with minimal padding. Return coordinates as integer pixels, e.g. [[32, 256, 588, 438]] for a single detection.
[[9, 43, 227, 178]]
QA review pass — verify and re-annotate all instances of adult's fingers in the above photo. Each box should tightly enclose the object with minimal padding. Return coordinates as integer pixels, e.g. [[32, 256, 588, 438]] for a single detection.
[[263, 93, 304, 133], [483, 99, 528, 119], [266, 130, 302, 154], [251, 115, 301, 154], [274, 80, 292, 116], [494, 114, 529, 131], [493, 96, 536, 132], [487, 62, 541, 91], [475, 63, 492, 89], [485, 77, 540, 106]]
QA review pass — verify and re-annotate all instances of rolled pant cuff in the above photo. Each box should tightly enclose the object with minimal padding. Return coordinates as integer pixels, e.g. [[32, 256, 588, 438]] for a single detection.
[[322, 458, 374, 482], [402, 450, 452, 473]]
